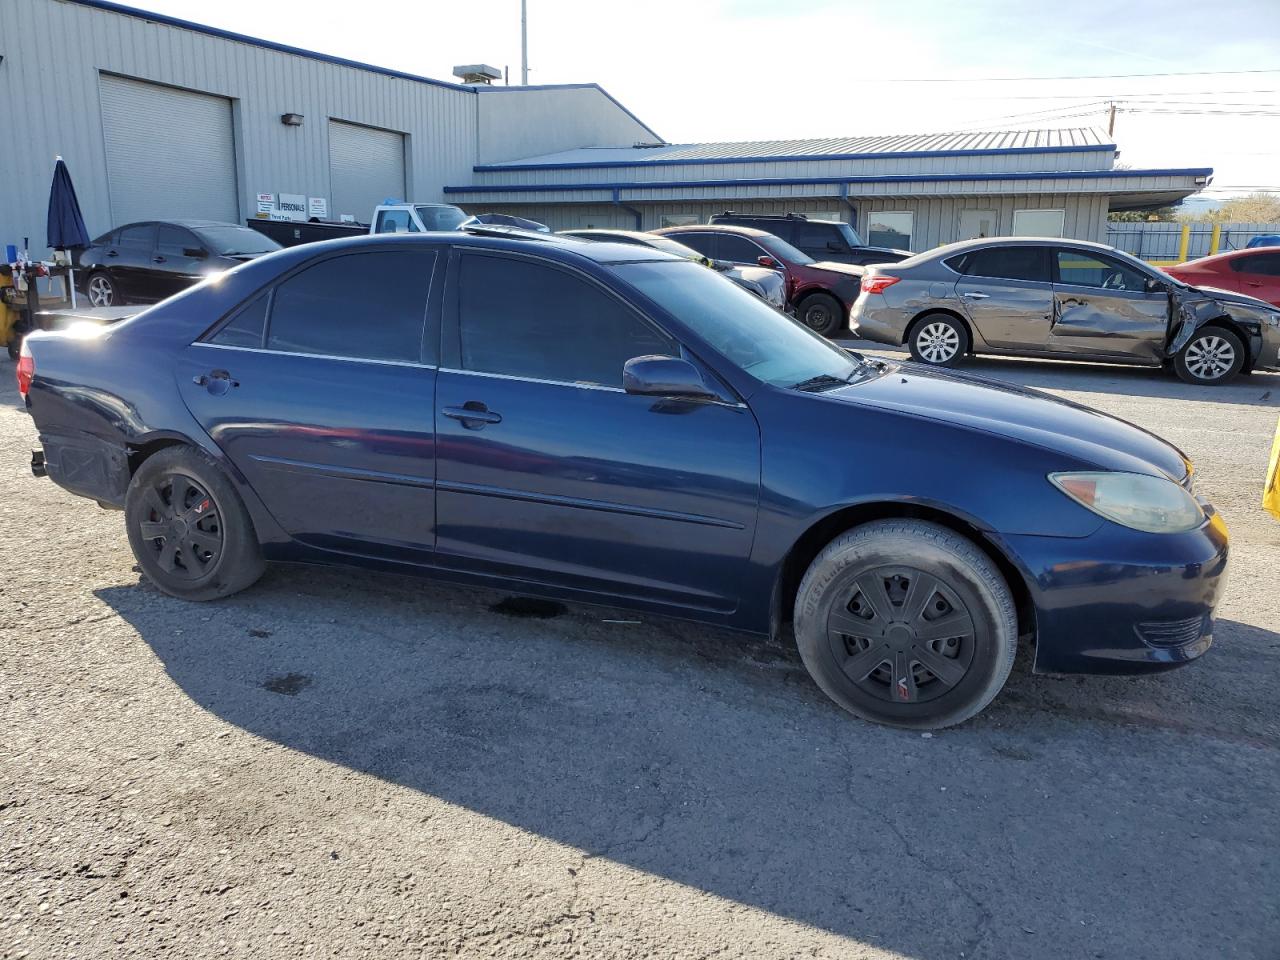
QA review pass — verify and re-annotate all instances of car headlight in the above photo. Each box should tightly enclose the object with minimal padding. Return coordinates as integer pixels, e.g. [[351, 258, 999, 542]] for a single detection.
[[1049, 471, 1205, 534]]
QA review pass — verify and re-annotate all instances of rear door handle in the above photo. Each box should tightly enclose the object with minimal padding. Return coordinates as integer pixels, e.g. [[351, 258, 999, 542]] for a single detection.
[[963, 291, 990, 300], [442, 402, 502, 429], [106, 250, 118, 258], [153, 255, 166, 264], [1245, 280, 1263, 287]]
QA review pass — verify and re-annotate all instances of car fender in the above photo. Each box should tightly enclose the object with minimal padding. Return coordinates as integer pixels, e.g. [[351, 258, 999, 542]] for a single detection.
[[1168, 286, 1267, 359]]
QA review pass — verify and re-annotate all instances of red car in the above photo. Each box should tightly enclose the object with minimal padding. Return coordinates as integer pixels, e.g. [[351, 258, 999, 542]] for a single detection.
[[652, 224, 864, 336], [1165, 248, 1280, 308]]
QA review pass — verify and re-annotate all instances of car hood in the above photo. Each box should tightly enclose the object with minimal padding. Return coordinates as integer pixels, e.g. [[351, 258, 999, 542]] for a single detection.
[[809, 260, 867, 278], [825, 361, 1190, 482], [1185, 283, 1278, 312]]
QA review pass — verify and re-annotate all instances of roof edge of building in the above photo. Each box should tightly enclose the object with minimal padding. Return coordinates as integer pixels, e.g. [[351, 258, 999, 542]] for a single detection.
[[475, 83, 663, 144], [474, 141, 1119, 173], [444, 167, 1215, 196]]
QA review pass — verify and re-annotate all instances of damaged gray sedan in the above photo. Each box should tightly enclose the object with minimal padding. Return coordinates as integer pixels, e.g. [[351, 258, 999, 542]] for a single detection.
[[851, 237, 1280, 384]]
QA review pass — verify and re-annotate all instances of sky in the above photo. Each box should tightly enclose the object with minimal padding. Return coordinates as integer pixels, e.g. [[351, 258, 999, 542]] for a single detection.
[[119, 0, 1280, 199]]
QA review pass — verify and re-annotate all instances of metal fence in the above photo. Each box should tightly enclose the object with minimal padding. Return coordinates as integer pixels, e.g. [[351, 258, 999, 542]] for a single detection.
[[1106, 222, 1280, 264]]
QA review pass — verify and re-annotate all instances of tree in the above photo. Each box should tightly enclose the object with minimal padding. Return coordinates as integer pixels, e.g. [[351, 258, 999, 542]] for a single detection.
[[1187, 192, 1280, 224], [1108, 206, 1179, 222]]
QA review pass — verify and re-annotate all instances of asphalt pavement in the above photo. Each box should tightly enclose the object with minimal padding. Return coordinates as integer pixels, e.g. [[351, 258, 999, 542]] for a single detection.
[[2, 347, 1278, 959]]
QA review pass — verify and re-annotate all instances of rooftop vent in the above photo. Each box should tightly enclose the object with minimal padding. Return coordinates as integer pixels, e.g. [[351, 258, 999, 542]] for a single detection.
[[453, 64, 502, 85]]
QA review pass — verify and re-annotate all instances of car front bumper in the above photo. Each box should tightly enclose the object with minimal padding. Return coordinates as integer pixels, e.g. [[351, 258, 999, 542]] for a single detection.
[[1002, 505, 1229, 675]]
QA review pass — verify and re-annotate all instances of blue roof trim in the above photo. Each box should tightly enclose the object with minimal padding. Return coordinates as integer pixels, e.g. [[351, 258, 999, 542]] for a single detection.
[[68, 0, 473, 92], [444, 167, 1214, 196], [476, 83, 663, 143], [474, 142, 1117, 172]]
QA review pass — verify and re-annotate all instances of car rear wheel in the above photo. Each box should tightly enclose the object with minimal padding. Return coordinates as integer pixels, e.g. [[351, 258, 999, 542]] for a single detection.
[[797, 292, 843, 337], [1174, 327, 1244, 385], [125, 446, 265, 601], [87, 272, 117, 307], [793, 520, 1018, 729], [908, 313, 969, 366]]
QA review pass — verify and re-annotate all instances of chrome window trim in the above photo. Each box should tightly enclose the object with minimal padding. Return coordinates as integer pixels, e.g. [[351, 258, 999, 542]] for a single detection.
[[438, 366, 749, 408], [191, 341, 436, 370]]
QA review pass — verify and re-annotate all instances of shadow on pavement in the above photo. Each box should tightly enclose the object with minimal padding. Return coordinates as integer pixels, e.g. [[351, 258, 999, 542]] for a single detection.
[[95, 563, 1280, 960]]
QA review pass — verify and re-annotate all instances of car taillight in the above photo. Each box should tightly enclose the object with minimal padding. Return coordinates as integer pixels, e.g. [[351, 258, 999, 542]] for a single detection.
[[861, 275, 901, 296], [16, 340, 33, 398]]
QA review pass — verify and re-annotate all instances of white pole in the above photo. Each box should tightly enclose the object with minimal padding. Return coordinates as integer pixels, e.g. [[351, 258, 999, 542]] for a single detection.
[[520, 0, 528, 85]]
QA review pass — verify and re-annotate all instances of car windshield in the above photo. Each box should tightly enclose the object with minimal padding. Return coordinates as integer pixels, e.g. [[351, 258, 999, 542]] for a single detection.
[[640, 235, 706, 262], [615, 259, 859, 388], [835, 222, 865, 247], [756, 233, 814, 266], [195, 226, 281, 256], [417, 205, 468, 230]]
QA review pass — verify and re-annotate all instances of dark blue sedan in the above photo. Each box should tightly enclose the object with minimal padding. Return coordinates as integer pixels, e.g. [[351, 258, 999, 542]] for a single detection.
[[19, 228, 1229, 728]]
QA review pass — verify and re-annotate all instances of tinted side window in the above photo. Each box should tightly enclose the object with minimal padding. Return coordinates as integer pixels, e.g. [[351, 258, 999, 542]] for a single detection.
[[376, 210, 416, 234], [1055, 250, 1149, 292], [718, 235, 766, 264], [795, 223, 837, 249], [266, 251, 435, 362], [959, 247, 1050, 282], [157, 224, 198, 256], [117, 223, 156, 248], [1237, 252, 1280, 277], [456, 254, 676, 387], [672, 233, 718, 259], [210, 293, 269, 348]]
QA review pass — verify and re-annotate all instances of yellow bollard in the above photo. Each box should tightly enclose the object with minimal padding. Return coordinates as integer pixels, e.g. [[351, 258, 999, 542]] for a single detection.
[[1209, 224, 1221, 256], [1177, 223, 1191, 263]]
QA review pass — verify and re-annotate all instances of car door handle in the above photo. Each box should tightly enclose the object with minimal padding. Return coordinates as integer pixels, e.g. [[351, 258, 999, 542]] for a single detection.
[[962, 291, 990, 300], [1245, 280, 1263, 287], [442, 402, 502, 428], [106, 250, 118, 258], [153, 256, 166, 264]]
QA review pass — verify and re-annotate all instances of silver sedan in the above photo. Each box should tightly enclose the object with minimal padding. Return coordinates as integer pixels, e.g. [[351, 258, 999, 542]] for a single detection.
[[851, 237, 1280, 385]]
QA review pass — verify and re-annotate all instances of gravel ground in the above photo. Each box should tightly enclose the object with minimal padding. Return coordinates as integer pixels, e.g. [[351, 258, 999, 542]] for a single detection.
[[2, 348, 1278, 960]]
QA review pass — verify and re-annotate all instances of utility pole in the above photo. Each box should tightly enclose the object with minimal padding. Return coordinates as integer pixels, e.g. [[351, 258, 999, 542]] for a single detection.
[[1107, 101, 1116, 138], [520, 0, 528, 85]]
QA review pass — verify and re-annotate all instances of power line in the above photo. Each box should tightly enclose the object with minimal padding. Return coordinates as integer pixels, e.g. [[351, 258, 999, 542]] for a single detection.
[[886, 67, 1280, 82]]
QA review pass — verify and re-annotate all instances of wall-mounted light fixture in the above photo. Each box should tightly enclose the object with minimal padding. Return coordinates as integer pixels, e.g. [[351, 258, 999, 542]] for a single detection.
[[280, 113, 304, 126]]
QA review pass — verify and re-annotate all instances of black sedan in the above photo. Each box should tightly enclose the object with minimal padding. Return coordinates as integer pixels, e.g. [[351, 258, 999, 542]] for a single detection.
[[77, 220, 282, 306]]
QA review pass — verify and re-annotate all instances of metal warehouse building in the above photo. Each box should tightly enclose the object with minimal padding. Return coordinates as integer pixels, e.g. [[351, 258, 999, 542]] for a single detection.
[[2, 0, 1212, 256]]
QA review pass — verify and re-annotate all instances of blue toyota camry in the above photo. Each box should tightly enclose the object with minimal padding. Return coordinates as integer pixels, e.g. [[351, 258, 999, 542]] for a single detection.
[[19, 228, 1229, 728]]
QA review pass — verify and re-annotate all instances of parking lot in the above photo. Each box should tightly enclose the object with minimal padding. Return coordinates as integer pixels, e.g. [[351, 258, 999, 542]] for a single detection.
[[2, 347, 1278, 960]]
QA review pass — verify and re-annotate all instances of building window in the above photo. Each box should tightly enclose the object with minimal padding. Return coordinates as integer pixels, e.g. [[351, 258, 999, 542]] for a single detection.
[[866, 211, 913, 250], [1012, 208, 1065, 238], [660, 214, 699, 227]]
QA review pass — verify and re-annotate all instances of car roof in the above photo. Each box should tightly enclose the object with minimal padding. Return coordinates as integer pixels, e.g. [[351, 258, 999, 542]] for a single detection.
[[262, 229, 679, 265], [559, 228, 649, 240], [655, 224, 774, 238]]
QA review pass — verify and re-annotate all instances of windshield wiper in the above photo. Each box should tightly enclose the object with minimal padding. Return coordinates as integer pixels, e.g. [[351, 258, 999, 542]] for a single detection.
[[791, 373, 851, 392]]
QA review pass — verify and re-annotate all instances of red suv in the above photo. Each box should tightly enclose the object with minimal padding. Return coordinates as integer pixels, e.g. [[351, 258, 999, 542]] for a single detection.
[[652, 224, 864, 336]]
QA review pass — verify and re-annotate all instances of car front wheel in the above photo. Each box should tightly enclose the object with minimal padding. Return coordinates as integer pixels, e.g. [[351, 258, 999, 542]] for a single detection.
[[86, 272, 118, 307], [908, 313, 969, 366], [793, 520, 1018, 729], [125, 446, 265, 601], [1174, 327, 1244, 385]]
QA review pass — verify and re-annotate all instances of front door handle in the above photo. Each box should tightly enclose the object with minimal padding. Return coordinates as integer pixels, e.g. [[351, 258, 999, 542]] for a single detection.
[[963, 291, 990, 300], [153, 255, 166, 264], [442, 402, 502, 429]]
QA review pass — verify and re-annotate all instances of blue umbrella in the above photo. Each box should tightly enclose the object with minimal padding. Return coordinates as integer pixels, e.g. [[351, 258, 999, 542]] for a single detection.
[[47, 157, 90, 251], [46, 157, 90, 307]]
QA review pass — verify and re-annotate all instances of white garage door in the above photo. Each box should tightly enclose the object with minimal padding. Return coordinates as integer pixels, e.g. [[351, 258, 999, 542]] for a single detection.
[[328, 120, 406, 222], [99, 74, 238, 225]]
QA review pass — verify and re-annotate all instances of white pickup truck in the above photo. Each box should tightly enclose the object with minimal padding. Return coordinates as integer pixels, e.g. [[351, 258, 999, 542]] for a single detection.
[[370, 203, 470, 234]]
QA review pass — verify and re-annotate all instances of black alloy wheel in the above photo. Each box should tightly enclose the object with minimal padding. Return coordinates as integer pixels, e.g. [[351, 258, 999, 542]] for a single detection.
[[136, 473, 224, 581], [827, 567, 976, 705]]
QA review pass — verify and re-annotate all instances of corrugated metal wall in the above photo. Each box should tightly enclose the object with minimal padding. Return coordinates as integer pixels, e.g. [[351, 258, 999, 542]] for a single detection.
[[0, 0, 477, 252]]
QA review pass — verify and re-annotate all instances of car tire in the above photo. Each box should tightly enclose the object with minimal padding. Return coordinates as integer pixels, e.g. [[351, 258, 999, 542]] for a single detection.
[[1173, 327, 1245, 385], [793, 520, 1018, 729], [797, 292, 844, 337], [125, 446, 265, 601], [86, 271, 118, 307], [907, 313, 969, 366]]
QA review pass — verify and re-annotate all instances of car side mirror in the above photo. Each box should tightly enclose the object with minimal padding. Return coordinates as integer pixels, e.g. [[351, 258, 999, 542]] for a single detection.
[[623, 356, 716, 399], [184, 247, 209, 259], [757, 256, 780, 269], [1144, 277, 1166, 294]]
